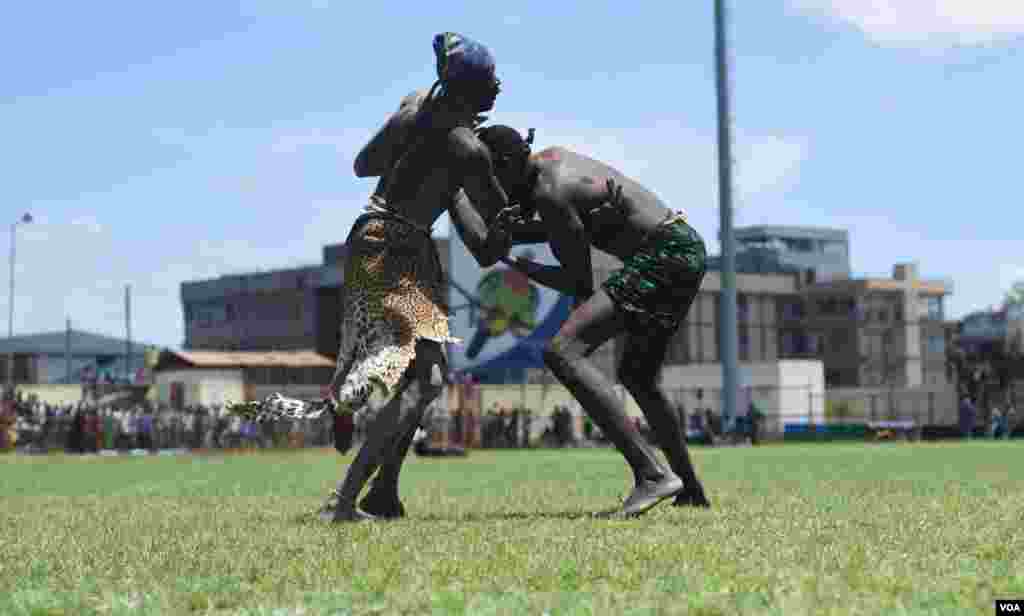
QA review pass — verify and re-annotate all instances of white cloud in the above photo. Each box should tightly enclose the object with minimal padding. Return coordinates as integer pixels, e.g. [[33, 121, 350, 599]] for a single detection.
[[790, 0, 1024, 48]]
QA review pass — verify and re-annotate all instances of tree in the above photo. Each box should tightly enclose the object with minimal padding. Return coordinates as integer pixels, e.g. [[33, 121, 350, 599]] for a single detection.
[[1006, 280, 1024, 307]]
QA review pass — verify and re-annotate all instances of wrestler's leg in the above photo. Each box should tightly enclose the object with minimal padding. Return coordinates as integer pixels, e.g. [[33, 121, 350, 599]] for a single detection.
[[360, 340, 446, 518], [618, 330, 710, 508], [542, 290, 681, 516], [327, 341, 446, 522]]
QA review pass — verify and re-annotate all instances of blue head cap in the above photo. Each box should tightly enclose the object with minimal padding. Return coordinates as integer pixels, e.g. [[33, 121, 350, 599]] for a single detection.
[[433, 32, 496, 87]]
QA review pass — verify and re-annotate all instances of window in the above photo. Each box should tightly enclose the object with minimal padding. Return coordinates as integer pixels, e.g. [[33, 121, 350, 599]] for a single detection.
[[925, 296, 943, 320], [739, 329, 750, 361], [779, 331, 798, 356], [738, 294, 750, 322], [927, 335, 945, 355], [877, 309, 888, 323], [783, 238, 814, 252], [822, 241, 846, 255], [780, 299, 804, 321], [802, 333, 823, 354], [894, 304, 903, 322]]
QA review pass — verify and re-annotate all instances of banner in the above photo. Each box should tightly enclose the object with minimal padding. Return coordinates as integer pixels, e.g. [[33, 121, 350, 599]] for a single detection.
[[447, 236, 572, 383]]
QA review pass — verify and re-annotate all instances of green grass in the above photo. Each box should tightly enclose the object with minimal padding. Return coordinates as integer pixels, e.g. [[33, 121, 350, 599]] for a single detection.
[[1, 442, 1022, 615]]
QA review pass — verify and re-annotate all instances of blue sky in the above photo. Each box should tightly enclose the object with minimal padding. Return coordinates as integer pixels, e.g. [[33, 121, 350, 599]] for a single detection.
[[2, 1, 1022, 348]]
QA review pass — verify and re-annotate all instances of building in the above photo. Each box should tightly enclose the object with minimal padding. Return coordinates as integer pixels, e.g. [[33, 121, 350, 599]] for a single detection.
[[957, 304, 1024, 356], [0, 328, 157, 386], [151, 349, 335, 408], [731, 225, 850, 281], [180, 226, 951, 390], [798, 263, 951, 387]]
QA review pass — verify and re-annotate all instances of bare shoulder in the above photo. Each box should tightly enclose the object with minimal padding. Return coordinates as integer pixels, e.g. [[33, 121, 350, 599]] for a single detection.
[[448, 127, 491, 164], [398, 89, 428, 112], [533, 166, 580, 220]]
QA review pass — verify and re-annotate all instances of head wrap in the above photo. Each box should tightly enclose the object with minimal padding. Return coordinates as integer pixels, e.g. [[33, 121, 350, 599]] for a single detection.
[[433, 32, 496, 86]]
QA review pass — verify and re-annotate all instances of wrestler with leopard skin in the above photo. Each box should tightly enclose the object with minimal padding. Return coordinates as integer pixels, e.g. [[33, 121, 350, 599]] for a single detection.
[[454, 125, 711, 515], [318, 33, 523, 522]]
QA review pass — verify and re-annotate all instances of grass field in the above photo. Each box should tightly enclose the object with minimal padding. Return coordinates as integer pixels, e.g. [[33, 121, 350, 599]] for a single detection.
[[1, 441, 1022, 615]]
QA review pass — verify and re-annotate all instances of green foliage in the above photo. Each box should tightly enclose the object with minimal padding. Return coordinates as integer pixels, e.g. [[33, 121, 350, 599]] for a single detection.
[[1, 444, 1021, 614], [1006, 280, 1024, 306]]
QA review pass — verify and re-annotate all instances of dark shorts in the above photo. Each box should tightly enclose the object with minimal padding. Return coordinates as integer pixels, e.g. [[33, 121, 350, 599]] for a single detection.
[[602, 213, 706, 333]]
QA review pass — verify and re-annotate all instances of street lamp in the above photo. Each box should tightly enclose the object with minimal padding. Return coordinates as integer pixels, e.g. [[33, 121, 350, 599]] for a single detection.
[[7, 212, 32, 393]]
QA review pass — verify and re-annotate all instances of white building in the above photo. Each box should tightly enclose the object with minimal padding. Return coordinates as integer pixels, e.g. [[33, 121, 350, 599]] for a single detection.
[[152, 349, 335, 407]]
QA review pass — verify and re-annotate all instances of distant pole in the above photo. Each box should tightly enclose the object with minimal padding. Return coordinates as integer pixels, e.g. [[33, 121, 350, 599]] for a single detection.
[[125, 284, 132, 383], [7, 213, 32, 393], [714, 0, 740, 427], [66, 318, 72, 383]]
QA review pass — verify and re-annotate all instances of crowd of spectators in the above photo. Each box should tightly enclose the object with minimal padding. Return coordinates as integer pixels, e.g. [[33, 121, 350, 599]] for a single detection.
[[2, 393, 333, 453]]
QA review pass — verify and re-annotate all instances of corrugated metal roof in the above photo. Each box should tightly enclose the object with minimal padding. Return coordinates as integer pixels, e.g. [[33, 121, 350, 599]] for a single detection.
[[0, 329, 156, 356], [166, 349, 335, 368]]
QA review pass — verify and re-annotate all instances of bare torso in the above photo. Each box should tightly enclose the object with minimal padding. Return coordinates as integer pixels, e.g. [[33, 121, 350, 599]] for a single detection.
[[529, 147, 675, 261], [368, 91, 481, 231]]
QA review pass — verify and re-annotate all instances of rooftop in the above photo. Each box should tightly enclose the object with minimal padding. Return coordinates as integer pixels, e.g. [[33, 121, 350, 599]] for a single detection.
[[735, 225, 849, 241], [0, 329, 156, 356], [155, 349, 335, 370]]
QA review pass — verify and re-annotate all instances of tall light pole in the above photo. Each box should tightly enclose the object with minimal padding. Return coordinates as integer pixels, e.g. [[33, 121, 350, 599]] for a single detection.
[[7, 213, 32, 393], [714, 0, 740, 427]]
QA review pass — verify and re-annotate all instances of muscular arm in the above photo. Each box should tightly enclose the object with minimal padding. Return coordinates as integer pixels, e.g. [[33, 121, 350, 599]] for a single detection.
[[353, 91, 425, 178], [518, 192, 595, 299], [448, 190, 510, 268], [448, 128, 512, 266]]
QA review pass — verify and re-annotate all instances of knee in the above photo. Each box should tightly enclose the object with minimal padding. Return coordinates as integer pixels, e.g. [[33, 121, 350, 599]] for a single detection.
[[417, 381, 443, 405], [543, 336, 584, 368]]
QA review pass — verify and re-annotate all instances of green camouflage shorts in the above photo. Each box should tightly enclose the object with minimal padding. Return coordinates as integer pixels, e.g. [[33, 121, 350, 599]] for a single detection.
[[602, 213, 706, 332]]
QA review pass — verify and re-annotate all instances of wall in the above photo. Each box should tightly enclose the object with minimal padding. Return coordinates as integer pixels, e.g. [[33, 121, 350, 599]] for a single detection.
[[15, 384, 83, 405], [826, 386, 957, 425], [155, 369, 244, 406], [661, 360, 826, 434], [777, 360, 827, 427]]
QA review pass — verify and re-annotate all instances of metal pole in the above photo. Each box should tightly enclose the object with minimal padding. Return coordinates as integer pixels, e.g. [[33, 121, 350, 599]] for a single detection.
[[66, 318, 72, 383], [715, 0, 740, 428], [7, 222, 16, 393], [125, 284, 132, 383]]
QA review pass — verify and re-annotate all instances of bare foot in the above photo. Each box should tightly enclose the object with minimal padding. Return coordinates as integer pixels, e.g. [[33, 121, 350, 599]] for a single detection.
[[620, 474, 684, 517]]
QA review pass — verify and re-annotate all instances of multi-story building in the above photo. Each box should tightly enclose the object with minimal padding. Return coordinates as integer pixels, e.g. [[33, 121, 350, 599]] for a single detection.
[[732, 225, 850, 282], [797, 263, 951, 387]]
